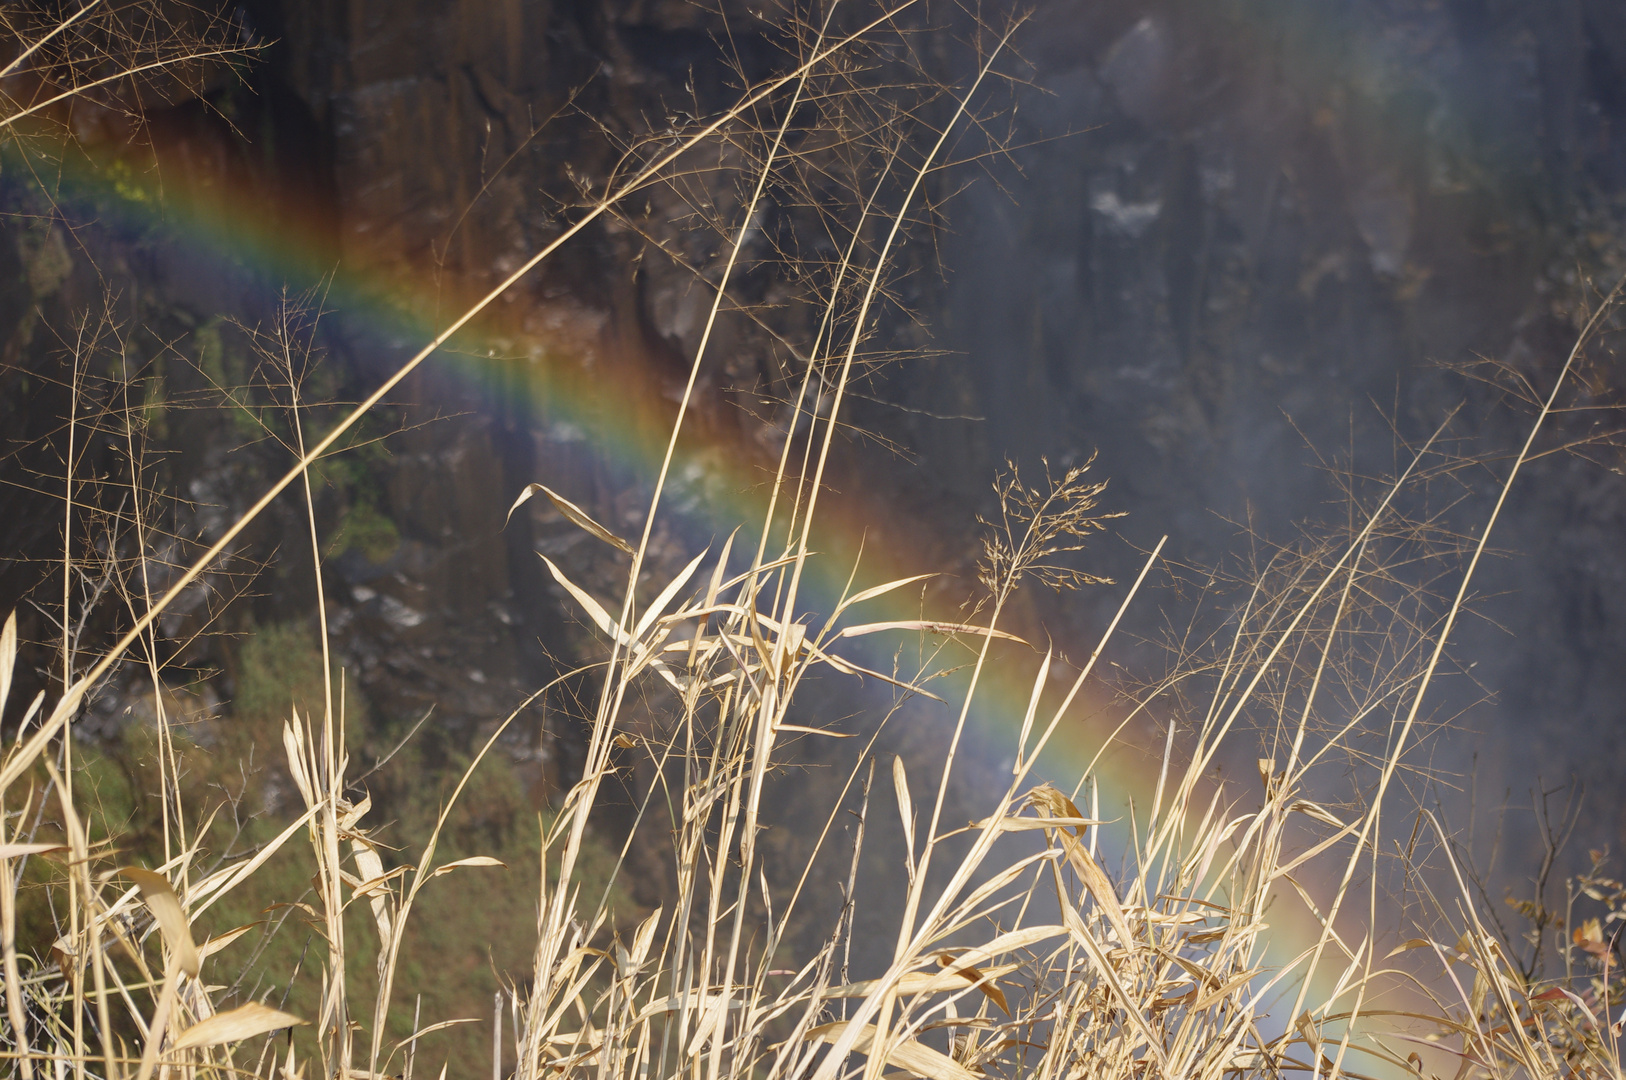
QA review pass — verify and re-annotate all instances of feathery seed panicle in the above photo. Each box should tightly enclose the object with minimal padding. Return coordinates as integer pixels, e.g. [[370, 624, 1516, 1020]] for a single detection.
[[977, 456, 1124, 597]]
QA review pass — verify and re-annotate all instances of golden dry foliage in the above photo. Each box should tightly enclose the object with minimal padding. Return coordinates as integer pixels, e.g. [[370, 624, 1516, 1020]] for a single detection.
[[1, 3, 1624, 1080]]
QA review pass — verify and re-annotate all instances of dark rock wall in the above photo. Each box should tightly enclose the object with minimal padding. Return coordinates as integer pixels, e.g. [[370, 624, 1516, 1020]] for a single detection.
[[858, 0, 1626, 854]]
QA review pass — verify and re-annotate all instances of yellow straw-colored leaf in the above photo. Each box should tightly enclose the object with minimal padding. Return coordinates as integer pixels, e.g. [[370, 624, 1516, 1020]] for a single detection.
[[1053, 829, 1134, 948], [171, 1001, 307, 1050], [626, 906, 662, 972], [351, 839, 395, 949], [507, 483, 635, 554], [0, 609, 15, 709], [806, 1022, 978, 1080], [825, 962, 1021, 1002], [833, 573, 937, 616], [804, 642, 945, 702], [936, 955, 1009, 1015], [540, 555, 627, 643], [119, 867, 200, 978], [350, 865, 410, 900], [1194, 968, 1261, 1011], [199, 923, 262, 961], [975, 815, 1099, 832], [429, 856, 507, 879], [1289, 800, 1348, 830], [281, 719, 314, 807], [635, 992, 741, 1023], [388, 1017, 481, 1057], [633, 549, 708, 640], [949, 924, 1067, 969], [838, 619, 1028, 646], [1026, 784, 1090, 837], [893, 755, 915, 857]]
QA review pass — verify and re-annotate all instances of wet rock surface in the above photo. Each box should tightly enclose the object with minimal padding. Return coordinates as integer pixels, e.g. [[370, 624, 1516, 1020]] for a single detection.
[[859, 0, 1626, 855]]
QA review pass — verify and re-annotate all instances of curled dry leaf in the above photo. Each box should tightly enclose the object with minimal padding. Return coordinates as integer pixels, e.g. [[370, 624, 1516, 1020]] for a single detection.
[[936, 954, 1010, 1015], [119, 867, 200, 978], [429, 855, 507, 879], [508, 483, 635, 555], [1029, 785, 1134, 947], [388, 1016, 482, 1057], [1062, 832, 1131, 946], [282, 719, 315, 808], [1574, 917, 1608, 956], [1288, 800, 1347, 830], [1025, 785, 1089, 838], [337, 793, 372, 831], [170, 1001, 307, 1051], [775, 723, 856, 737]]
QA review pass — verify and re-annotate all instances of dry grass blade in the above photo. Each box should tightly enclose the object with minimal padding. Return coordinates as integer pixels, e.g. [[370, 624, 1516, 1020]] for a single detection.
[[806, 1022, 980, 1080], [934, 957, 1010, 1016], [894, 755, 917, 881], [428, 856, 508, 879], [0, 610, 14, 708], [832, 574, 938, 617], [507, 483, 636, 555], [540, 555, 627, 643], [823, 962, 1022, 1001], [170, 1001, 308, 1051], [837, 620, 1029, 645], [117, 867, 200, 978]]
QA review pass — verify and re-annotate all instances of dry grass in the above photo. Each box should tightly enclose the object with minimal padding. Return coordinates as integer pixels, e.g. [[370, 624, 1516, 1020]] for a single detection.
[[0, 1, 251, 150], [2, 3, 1625, 1079]]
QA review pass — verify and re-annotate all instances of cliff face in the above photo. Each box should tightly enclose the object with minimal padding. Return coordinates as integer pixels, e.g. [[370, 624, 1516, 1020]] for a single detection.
[[4, 0, 1626, 878], [860, 0, 1626, 849], [1, 0, 784, 766]]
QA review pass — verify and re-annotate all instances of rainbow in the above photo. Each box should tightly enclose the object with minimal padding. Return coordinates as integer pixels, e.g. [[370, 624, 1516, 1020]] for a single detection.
[[16, 112, 1430, 1075]]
